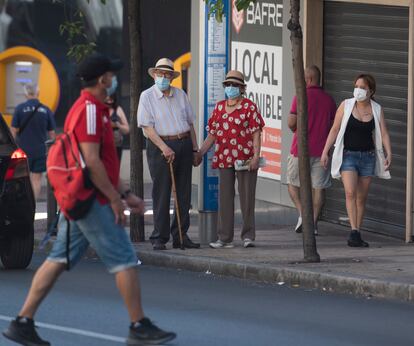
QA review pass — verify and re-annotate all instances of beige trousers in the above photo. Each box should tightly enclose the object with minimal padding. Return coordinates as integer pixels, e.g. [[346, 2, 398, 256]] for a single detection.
[[218, 168, 258, 243]]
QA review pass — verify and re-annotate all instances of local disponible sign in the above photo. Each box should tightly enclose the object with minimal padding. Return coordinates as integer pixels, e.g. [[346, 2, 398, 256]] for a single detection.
[[230, 0, 283, 180]]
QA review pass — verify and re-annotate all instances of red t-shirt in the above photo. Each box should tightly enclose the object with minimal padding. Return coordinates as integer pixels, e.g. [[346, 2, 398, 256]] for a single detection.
[[290, 86, 337, 157], [64, 90, 120, 204], [207, 98, 265, 169]]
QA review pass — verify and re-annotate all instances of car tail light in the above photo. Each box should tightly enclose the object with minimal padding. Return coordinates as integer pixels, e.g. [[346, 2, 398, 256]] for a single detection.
[[11, 148, 27, 159], [5, 148, 29, 181]]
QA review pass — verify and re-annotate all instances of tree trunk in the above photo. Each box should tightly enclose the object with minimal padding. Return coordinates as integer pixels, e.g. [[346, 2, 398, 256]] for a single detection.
[[288, 0, 320, 262], [127, 0, 145, 242]]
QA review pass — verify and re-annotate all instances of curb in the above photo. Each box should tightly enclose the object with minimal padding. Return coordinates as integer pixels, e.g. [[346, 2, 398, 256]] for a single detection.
[[137, 250, 414, 303], [33, 238, 414, 303]]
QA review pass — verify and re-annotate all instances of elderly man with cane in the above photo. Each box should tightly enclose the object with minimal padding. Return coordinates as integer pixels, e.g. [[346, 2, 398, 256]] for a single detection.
[[137, 58, 200, 250]]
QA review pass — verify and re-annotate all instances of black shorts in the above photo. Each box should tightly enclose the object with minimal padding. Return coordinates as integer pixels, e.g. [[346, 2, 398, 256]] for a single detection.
[[28, 156, 46, 173]]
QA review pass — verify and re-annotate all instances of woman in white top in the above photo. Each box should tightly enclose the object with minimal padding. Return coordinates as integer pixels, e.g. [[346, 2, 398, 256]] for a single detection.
[[321, 74, 392, 247]]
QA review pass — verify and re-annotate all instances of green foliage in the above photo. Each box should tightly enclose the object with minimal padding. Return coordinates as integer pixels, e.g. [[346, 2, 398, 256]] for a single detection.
[[235, 0, 256, 11], [204, 0, 225, 22], [67, 43, 97, 63], [56, 0, 106, 62], [204, 0, 256, 22], [59, 16, 96, 62]]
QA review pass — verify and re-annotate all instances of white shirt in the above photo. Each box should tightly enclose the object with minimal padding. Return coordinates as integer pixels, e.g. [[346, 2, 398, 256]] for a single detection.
[[137, 85, 195, 136]]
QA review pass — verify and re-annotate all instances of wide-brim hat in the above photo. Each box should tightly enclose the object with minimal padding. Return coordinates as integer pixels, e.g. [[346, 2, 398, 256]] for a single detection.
[[77, 53, 123, 82], [148, 58, 180, 79], [223, 70, 246, 86]]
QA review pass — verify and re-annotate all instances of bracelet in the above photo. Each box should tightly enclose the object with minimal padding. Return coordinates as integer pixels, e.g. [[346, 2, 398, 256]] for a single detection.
[[121, 189, 132, 199], [193, 149, 199, 153]]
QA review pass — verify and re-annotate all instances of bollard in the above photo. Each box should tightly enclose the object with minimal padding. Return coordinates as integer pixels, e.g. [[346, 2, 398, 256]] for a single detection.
[[45, 139, 58, 233], [198, 210, 218, 245]]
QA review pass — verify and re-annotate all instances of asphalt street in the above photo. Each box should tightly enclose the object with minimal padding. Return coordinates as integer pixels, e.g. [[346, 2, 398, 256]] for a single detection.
[[1, 253, 414, 346]]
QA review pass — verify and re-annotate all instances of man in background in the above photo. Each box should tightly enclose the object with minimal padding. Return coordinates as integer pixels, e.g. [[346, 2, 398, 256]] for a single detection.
[[287, 65, 337, 235], [11, 83, 56, 200]]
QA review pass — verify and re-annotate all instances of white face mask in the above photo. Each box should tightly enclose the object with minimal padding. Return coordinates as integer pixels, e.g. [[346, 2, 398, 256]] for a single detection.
[[353, 87, 368, 102]]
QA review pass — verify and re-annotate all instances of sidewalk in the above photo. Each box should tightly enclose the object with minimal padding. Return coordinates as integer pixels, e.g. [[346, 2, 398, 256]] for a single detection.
[[34, 201, 414, 303]]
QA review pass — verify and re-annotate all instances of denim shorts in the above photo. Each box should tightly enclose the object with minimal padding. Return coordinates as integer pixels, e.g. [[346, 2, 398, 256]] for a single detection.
[[340, 150, 376, 177], [48, 200, 138, 273]]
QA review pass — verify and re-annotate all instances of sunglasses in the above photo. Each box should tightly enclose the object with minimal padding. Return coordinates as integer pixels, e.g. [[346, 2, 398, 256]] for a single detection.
[[223, 82, 241, 87], [155, 71, 173, 79]]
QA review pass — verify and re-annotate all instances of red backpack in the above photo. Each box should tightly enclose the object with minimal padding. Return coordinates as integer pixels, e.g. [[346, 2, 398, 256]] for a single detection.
[[46, 109, 96, 220]]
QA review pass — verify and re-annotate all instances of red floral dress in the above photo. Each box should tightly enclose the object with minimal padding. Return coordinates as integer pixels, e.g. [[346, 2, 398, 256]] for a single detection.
[[206, 98, 265, 169]]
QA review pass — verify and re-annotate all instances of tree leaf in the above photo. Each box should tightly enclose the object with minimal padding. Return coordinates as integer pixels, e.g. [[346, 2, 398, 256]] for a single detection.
[[58, 1, 102, 61], [204, 0, 225, 22], [236, 0, 256, 11]]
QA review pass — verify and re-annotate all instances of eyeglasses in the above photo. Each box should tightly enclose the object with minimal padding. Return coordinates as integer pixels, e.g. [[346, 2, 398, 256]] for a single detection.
[[223, 82, 241, 87], [155, 71, 173, 79]]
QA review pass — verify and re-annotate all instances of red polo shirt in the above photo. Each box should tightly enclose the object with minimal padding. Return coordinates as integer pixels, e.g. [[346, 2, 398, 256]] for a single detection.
[[289, 86, 337, 157], [64, 90, 120, 204]]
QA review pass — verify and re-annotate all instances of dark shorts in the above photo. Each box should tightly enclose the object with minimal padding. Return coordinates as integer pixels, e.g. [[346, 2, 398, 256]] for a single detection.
[[340, 150, 375, 177], [28, 156, 46, 173]]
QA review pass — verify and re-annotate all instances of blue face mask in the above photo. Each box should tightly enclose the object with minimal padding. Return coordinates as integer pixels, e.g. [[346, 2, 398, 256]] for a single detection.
[[106, 76, 118, 96], [155, 76, 171, 91], [225, 86, 241, 99]]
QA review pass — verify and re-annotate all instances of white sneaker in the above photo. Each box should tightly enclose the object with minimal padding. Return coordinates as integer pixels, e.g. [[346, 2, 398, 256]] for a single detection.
[[314, 229, 319, 236], [295, 216, 302, 233], [243, 239, 255, 248], [209, 240, 234, 249]]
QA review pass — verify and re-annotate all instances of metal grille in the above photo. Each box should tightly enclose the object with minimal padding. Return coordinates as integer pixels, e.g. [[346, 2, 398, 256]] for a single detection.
[[322, 1, 409, 238]]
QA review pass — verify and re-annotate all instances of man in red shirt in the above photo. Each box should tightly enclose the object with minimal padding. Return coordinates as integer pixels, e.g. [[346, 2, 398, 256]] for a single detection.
[[3, 54, 176, 346], [287, 65, 337, 235]]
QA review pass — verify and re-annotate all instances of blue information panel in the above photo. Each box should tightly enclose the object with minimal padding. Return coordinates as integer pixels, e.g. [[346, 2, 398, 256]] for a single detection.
[[202, 1, 229, 211]]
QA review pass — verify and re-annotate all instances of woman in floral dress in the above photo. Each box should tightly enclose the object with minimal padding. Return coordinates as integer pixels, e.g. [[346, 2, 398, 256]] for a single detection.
[[198, 70, 265, 248]]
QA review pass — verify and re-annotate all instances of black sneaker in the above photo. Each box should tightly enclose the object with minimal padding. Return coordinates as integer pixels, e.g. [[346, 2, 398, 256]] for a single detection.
[[2, 317, 50, 346], [127, 318, 176, 345], [294, 217, 302, 233], [347, 230, 369, 248]]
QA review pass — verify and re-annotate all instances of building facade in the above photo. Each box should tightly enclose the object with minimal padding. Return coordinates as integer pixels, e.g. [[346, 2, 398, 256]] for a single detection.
[[0, 0, 191, 128], [189, 0, 414, 241]]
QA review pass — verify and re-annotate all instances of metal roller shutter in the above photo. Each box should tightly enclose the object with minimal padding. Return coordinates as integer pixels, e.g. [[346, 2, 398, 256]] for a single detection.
[[322, 1, 409, 238]]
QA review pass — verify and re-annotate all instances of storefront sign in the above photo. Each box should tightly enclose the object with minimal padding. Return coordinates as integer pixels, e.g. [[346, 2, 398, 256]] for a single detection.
[[231, 0, 283, 180]]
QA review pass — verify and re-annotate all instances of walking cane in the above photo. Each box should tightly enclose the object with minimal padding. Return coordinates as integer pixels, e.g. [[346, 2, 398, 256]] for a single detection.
[[169, 162, 185, 250]]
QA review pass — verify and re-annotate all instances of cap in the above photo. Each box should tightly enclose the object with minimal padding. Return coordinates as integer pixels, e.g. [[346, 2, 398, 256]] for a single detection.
[[77, 53, 123, 82]]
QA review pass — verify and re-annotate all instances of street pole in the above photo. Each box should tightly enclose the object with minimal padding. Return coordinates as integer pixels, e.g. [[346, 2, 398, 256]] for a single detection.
[[198, 210, 218, 244], [198, 1, 229, 245], [198, 0, 218, 244]]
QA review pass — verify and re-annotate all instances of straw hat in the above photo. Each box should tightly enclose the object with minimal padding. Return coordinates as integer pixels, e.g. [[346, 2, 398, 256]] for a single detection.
[[148, 58, 180, 79], [222, 70, 246, 86]]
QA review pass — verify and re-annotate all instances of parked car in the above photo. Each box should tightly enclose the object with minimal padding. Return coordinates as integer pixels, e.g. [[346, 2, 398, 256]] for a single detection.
[[0, 114, 35, 269]]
